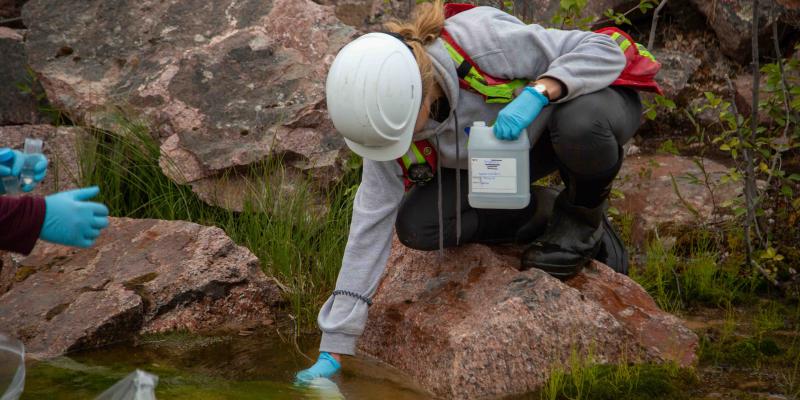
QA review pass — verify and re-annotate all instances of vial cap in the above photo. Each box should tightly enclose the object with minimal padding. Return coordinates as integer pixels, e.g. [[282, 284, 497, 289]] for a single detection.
[[24, 138, 43, 154]]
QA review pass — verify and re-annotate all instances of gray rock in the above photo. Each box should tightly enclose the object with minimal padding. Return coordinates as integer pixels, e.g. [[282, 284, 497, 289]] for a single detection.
[[317, 0, 408, 31], [0, 218, 282, 359], [321, 0, 638, 31], [0, 124, 86, 196], [359, 238, 698, 399], [654, 49, 702, 99], [777, 0, 800, 27], [21, 0, 355, 210], [0, 28, 48, 125], [690, 0, 791, 61], [0, 0, 26, 20]]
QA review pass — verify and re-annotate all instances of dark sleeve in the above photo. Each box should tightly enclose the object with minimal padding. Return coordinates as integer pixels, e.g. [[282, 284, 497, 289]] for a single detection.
[[0, 196, 46, 255]]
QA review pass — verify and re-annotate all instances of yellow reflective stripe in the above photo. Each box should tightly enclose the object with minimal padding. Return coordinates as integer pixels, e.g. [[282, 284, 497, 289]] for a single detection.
[[610, 31, 632, 52], [619, 38, 632, 52], [410, 143, 426, 164], [400, 148, 416, 169], [442, 41, 465, 65], [400, 155, 412, 169], [443, 41, 526, 103], [636, 43, 657, 62]]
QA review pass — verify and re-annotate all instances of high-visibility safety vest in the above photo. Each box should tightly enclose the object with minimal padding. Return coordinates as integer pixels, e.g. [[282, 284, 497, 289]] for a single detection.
[[440, 29, 529, 104], [396, 3, 663, 189], [594, 26, 664, 95]]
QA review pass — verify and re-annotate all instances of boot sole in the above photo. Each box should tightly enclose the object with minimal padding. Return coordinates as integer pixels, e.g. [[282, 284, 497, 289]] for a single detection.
[[534, 264, 584, 280], [521, 241, 603, 280]]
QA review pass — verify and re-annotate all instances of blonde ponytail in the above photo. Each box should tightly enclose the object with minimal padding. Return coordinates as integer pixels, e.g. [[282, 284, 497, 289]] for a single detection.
[[384, 0, 446, 105]]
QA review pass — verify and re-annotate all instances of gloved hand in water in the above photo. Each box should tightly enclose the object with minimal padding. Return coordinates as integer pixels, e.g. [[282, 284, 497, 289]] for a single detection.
[[0, 148, 48, 193], [493, 86, 549, 141], [295, 352, 341, 385], [40, 186, 110, 248]]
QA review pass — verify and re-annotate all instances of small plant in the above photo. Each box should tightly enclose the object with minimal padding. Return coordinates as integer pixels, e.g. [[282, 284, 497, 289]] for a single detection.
[[643, 95, 677, 121], [657, 139, 680, 156], [601, 0, 658, 27], [550, 0, 594, 29], [15, 67, 67, 125]]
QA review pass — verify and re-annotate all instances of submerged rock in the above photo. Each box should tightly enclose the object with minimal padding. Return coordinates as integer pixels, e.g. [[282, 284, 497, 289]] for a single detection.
[[613, 154, 739, 240], [21, 0, 354, 210], [359, 239, 698, 399], [0, 218, 282, 359], [0, 124, 86, 196]]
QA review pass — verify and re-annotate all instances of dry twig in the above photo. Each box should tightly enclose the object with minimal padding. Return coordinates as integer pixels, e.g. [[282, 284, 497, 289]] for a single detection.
[[648, 0, 668, 50], [725, 75, 778, 287]]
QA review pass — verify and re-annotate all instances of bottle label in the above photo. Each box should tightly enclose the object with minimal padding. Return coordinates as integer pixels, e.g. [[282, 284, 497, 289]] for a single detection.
[[470, 158, 517, 193]]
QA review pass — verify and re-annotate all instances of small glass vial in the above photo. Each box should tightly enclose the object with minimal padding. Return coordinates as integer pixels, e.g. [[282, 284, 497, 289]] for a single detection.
[[19, 138, 44, 187]]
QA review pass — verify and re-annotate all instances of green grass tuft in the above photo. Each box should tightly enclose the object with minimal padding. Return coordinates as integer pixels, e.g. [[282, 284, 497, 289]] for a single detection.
[[77, 116, 360, 328], [630, 236, 757, 312], [538, 350, 697, 400]]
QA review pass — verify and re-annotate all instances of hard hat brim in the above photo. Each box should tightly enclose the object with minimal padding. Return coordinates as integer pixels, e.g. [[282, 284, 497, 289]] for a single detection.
[[343, 126, 414, 161]]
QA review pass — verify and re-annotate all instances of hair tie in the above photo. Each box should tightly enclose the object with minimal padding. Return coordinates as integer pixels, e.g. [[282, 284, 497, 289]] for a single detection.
[[406, 37, 424, 44]]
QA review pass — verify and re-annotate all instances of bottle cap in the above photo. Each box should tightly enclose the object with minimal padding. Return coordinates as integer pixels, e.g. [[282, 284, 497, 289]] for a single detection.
[[24, 138, 43, 154]]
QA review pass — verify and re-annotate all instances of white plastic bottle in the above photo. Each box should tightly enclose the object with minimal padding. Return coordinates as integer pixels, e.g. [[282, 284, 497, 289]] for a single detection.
[[467, 121, 530, 209]]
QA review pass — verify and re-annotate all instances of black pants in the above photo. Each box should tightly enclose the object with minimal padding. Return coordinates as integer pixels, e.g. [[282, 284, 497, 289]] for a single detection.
[[396, 86, 642, 250]]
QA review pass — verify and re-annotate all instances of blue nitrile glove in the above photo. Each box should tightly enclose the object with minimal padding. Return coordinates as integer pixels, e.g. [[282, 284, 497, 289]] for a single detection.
[[0, 149, 48, 193], [493, 86, 549, 141], [40, 186, 110, 248], [295, 352, 341, 385]]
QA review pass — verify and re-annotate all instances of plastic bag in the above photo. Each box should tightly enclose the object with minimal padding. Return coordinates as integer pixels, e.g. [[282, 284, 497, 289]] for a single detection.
[[94, 370, 158, 400], [0, 333, 25, 400], [306, 378, 345, 400]]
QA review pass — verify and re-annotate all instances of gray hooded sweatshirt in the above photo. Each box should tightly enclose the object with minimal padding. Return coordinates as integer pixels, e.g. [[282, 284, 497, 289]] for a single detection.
[[318, 6, 626, 355]]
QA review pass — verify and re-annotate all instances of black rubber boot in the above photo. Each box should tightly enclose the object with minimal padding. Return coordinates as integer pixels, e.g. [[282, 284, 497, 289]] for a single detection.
[[520, 193, 606, 279], [597, 214, 629, 275], [516, 186, 629, 275], [520, 151, 623, 280], [514, 186, 559, 245]]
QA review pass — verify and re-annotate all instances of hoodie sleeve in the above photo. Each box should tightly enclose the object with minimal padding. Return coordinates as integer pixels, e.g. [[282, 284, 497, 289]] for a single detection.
[[0, 195, 46, 255], [447, 7, 627, 102], [317, 158, 405, 355]]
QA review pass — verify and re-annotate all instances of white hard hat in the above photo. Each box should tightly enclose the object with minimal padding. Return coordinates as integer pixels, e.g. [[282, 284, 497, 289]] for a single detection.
[[326, 32, 423, 161]]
